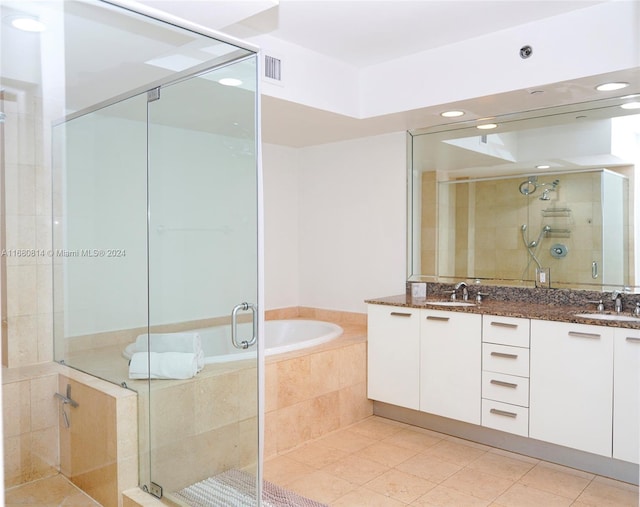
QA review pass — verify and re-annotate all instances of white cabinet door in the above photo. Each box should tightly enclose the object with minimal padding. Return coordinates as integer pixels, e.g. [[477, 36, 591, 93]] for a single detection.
[[420, 310, 482, 424], [613, 328, 640, 464], [367, 304, 420, 410], [530, 320, 614, 457]]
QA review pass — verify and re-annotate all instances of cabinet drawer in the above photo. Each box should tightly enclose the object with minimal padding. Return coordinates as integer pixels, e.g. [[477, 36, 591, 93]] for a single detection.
[[483, 343, 529, 377], [482, 315, 530, 347], [482, 399, 529, 437], [482, 371, 529, 407]]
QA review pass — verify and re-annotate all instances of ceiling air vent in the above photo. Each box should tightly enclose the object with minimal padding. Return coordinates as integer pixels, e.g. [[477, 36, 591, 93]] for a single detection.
[[264, 54, 282, 83]]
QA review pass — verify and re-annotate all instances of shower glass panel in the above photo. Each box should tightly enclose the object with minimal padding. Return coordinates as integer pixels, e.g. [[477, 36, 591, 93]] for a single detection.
[[48, 1, 261, 504], [52, 92, 149, 380], [144, 57, 260, 503]]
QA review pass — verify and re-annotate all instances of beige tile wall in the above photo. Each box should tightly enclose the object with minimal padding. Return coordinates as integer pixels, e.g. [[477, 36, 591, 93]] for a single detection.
[[2, 87, 60, 491], [420, 171, 437, 275], [1, 90, 53, 368], [264, 307, 372, 457], [2, 364, 59, 487], [58, 371, 138, 507]]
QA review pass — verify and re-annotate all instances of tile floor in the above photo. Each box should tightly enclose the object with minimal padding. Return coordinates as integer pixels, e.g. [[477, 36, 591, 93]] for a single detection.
[[5, 415, 638, 507], [5, 473, 100, 506], [264, 416, 640, 507]]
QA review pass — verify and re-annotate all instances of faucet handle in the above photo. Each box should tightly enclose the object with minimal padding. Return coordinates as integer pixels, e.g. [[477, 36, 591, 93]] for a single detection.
[[587, 299, 605, 312], [443, 289, 457, 301], [634, 302, 640, 316], [476, 292, 488, 303]]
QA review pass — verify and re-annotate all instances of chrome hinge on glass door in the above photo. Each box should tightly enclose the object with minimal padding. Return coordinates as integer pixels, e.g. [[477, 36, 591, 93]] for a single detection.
[[231, 302, 257, 349]]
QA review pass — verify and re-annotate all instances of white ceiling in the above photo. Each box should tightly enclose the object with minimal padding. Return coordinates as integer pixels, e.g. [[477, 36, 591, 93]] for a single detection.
[[140, 0, 605, 68]]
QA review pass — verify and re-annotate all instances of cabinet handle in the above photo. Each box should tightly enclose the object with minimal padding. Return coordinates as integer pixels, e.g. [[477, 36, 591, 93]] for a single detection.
[[490, 321, 518, 329], [426, 316, 450, 322], [490, 379, 518, 389], [390, 312, 412, 317], [490, 352, 518, 359], [568, 331, 601, 339], [490, 408, 518, 418], [626, 337, 640, 343]]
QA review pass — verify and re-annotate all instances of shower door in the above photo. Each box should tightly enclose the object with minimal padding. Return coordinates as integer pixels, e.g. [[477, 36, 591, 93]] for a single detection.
[[144, 55, 262, 504]]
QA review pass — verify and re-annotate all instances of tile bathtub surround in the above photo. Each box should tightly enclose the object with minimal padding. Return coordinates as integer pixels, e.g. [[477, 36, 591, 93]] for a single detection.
[[264, 308, 371, 457], [265, 416, 639, 506]]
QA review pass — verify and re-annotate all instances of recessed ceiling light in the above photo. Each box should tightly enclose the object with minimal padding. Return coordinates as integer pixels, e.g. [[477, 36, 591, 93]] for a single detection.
[[440, 110, 464, 118], [536, 164, 551, 169], [10, 16, 46, 32], [477, 123, 497, 130], [595, 82, 630, 92], [219, 78, 242, 87], [621, 102, 640, 110]]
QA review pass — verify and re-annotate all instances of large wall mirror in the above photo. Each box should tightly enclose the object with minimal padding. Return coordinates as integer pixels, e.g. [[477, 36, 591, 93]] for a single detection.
[[408, 95, 640, 291]]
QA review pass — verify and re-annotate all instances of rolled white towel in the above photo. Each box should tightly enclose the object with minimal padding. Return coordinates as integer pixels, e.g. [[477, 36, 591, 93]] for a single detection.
[[128, 351, 199, 380], [135, 332, 201, 354]]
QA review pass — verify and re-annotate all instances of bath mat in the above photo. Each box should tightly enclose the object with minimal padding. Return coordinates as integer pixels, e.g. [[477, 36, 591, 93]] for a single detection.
[[172, 468, 328, 507]]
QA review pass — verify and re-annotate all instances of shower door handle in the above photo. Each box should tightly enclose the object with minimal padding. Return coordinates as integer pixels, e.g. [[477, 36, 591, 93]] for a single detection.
[[231, 302, 258, 349]]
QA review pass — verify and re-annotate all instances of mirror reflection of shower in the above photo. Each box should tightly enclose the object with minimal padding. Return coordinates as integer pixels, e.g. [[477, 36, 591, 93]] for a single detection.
[[518, 176, 560, 200], [519, 176, 561, 278], [521, 224, 552, 276]]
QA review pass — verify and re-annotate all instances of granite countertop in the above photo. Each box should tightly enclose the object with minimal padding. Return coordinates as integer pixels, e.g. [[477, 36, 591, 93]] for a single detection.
[[365, 294, 640, 330]]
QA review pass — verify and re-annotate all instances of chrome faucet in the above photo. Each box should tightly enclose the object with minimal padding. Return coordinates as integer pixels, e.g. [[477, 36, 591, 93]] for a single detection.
[[455, 281, 469, 301], [612, 290, 623, 313]]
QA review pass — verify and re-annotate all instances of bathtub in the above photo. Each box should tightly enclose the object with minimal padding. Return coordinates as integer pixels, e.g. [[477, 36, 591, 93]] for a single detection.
[[123, 319, 343, 364]]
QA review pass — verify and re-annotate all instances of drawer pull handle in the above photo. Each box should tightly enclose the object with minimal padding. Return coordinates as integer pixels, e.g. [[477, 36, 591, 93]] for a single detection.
[[490, 379, 518, 389], [390, 312, 412, 317], [490, 352, 518, 359], [490, 321, 518, 329], [426, 316, 450, 322], [626, 337, 640, 343], [490, 408, 518, 418], [568, 331, 601, 339]]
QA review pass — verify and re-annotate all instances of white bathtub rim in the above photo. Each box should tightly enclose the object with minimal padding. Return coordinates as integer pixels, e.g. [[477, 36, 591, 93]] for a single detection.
[[122, 319, 344, 363]]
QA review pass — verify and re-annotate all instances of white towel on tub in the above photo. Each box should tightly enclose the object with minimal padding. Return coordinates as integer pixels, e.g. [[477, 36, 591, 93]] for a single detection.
[[135, 332, 202, 355], [128, 351, 199, 380]]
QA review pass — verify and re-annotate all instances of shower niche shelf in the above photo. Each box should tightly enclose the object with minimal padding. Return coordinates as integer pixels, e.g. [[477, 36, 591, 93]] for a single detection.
[[541, 207, 572, 218]]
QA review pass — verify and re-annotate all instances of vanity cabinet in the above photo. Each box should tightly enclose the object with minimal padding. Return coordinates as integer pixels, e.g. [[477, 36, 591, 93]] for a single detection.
[[613, 328, 640, 464], [481, 315, 530, 437], [529, 319, 614, 457], [367, 304, 420, 410], [420, 310, 482, 424]]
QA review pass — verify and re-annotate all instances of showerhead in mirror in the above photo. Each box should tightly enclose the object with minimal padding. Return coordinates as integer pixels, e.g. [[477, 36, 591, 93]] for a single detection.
[[538, 179, 560, 200]]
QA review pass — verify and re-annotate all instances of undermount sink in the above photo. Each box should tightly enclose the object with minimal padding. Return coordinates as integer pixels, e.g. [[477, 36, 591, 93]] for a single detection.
[[427, 301, 476, 307], [574, 313, 640, 322]]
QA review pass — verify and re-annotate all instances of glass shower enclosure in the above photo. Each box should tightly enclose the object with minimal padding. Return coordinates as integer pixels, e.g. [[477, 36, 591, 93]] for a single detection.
[[48, 1, 262, 504]]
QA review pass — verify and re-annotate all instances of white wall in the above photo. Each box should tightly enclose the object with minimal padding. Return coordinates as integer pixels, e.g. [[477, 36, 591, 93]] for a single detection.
[[263, 143, 301, 310], [360, 2, 640, 118], [251, 2, 640, 120], [297, 132, 407, 313]]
